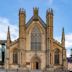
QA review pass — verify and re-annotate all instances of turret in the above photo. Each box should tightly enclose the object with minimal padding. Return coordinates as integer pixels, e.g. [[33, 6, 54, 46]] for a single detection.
[[19, 8, 26, 67], [46, 8, 53, 39], [6, 26, 11, 48], [61, 28, 67, 68], [61, 27, 65, 48], [5, 26, 11, 69], [46, 8, 54, 68], [19, 8, 26, 38]]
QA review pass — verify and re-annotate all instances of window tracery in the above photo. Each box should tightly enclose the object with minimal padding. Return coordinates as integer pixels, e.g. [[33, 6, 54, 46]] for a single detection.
[[31, 26, 41, 51]]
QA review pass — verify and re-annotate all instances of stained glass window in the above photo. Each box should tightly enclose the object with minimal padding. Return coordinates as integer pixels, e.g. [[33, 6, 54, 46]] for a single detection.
[[31, 26, 41, 51]]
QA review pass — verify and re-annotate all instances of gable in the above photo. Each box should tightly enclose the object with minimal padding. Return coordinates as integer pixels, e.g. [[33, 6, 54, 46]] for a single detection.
[[26, 16, 46, 28], [26, 21, 45, 34], [26, 16, 46, 34]]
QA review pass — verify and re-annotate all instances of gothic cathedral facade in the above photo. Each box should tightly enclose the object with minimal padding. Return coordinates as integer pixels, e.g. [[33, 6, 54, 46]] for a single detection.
[[4, 8, 67, 71]]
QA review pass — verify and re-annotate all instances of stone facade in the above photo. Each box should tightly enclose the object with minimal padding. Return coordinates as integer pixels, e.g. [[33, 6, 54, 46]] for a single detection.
[[1, 8, 68, 72]]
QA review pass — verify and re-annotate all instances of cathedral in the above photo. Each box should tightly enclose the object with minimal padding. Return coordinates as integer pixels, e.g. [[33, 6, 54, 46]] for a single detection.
[[0, 8, 68, 72]]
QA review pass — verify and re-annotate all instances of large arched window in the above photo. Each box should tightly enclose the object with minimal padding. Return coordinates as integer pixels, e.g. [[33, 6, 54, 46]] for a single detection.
[[54, 49, 60, 65], [13, 49, 18, 64], [31, 26, 41, 51]]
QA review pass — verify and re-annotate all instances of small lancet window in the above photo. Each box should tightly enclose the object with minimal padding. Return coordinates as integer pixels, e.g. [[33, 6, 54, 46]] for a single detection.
[[13, 49, 18, 64], [54, 49, 60, 65]]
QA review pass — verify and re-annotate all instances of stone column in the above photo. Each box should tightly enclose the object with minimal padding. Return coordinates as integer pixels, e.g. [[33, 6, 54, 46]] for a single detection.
[[46, 38, 50, 68]]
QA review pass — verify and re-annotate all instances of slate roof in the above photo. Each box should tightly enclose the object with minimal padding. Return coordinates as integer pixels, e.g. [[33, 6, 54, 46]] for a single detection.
[[26, 16, 47, 28]]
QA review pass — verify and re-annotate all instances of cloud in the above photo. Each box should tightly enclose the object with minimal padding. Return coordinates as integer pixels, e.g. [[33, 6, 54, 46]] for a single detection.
[[65, 33, 72, 48], [67, 53, 70, 57], [55, 33, 72, 48], [0, 17, 18, 41], [55, 33, 72, 57]]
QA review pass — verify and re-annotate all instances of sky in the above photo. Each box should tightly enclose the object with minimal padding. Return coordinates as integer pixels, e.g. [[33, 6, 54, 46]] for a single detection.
[[0, 0, 72, 57]]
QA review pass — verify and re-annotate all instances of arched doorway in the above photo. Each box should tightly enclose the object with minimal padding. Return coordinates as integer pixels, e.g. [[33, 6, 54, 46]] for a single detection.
[[31, 56, 41, 70]]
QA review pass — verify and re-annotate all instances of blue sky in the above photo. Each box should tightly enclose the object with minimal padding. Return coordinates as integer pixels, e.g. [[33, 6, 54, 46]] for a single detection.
[[0, 0, 72, 57]]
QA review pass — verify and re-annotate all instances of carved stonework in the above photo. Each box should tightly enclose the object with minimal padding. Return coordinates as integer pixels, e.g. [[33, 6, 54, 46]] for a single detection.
[[33, 7, 38, 16], [0, 8, 67, 72]]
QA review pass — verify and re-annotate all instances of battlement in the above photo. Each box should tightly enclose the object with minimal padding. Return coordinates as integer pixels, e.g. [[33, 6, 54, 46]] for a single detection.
[[19, 8, 26, 15], [46, 8, 53, 16]]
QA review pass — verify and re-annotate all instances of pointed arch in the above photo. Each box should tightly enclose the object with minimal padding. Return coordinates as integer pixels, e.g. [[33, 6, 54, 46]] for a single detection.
[[54, 48, 60, 65], [31, 56, 41, 70], [31, 26, 41, 51]]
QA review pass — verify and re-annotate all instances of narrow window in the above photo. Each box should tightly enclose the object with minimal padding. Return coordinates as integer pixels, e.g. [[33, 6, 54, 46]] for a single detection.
[[13, 49, 18, 64], [54, 49, 59, 65]]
